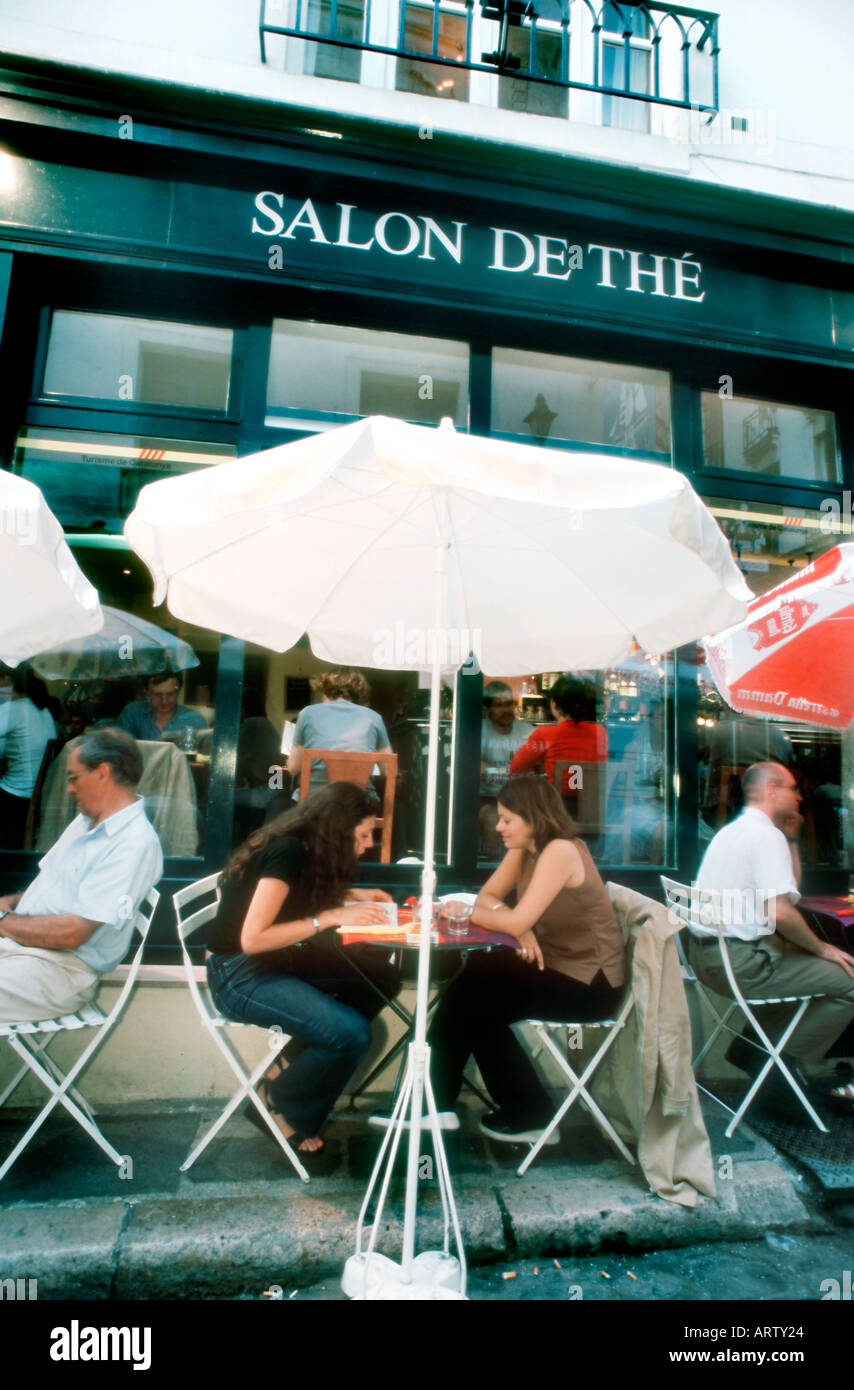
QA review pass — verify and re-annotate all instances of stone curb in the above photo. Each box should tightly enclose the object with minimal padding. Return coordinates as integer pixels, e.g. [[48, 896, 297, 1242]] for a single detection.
[[0, 1155, 820, 1300]]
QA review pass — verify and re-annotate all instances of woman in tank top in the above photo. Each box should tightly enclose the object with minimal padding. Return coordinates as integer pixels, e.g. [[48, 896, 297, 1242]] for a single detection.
[[428, 773, 626, 1142]]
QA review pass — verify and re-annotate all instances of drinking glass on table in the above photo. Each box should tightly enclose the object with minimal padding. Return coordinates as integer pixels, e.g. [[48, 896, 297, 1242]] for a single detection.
[[445, 901, 473, 937]]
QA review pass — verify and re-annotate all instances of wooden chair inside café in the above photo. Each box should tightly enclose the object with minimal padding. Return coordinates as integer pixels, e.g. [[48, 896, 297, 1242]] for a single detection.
[[552, 759, 606, 840], [298, 749, 398, 863]]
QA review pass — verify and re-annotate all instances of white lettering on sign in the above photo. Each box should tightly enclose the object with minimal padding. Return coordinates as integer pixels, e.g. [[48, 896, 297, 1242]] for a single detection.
[[249, 194, 706, 304]]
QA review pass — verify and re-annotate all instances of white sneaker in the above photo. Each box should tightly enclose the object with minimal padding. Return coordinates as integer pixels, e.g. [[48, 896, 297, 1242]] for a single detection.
[[368, 1111, 460, 1132]]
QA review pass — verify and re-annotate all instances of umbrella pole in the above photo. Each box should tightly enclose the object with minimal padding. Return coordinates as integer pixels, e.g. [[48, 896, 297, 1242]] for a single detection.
[[342, 503, 466, 1299], [400, 521, 447, 1278]]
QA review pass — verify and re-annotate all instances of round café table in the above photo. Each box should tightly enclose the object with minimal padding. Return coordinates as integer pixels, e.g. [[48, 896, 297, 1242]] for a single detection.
[[336, 910, 517, 1108]]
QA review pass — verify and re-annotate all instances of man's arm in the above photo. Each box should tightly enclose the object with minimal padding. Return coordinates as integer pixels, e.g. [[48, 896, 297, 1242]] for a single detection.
[[773, 896, 854, 976], [0, 910, 99, 951]]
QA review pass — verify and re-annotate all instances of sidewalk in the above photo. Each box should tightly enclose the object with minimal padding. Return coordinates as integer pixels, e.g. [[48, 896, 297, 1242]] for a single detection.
[[0, 1090, 827, 1300]]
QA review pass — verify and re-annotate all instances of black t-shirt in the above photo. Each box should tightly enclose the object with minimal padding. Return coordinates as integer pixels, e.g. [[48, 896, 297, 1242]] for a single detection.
[[208, 836, 312, 955]]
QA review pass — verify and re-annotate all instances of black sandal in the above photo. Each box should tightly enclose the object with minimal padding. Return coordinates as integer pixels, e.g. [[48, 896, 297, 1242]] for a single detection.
[[244, 1083, 326, 1156]]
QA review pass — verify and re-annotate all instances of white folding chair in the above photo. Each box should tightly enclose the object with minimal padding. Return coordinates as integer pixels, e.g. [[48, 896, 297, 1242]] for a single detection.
[[174, 873, 310, 1183], [516, 987, 637, 1176], [660, 876, 828, 1136], [0, 887, 160, 1182]]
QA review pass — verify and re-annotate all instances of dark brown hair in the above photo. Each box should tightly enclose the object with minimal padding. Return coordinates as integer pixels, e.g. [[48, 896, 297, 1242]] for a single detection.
[[311, 669, 372, 705], [222, 780, 379, 913], [497, 774, 578, 852]]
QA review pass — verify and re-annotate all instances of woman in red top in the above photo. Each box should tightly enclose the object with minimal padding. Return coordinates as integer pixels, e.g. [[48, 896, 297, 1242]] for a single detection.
[[510, 675, 607, 793]]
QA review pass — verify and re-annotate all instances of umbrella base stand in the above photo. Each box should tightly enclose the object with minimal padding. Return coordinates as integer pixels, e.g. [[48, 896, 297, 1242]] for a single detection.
[[341, 1041, 468, 1301]]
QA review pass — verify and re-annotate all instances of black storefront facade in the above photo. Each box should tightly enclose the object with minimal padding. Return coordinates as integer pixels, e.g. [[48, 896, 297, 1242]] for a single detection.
[[1, 59, 853, 943]]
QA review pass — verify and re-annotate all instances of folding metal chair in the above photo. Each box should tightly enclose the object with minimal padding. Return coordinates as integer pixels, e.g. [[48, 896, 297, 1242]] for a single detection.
[[660, 876, 828, 1136], [516, 987, 636, 1176], [0, 887, 160, 1182], [174, 873, 310, 1183]]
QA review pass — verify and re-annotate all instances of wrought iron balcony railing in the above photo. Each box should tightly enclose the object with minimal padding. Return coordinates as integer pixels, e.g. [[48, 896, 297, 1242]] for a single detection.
[[259, 0, 719, 117]]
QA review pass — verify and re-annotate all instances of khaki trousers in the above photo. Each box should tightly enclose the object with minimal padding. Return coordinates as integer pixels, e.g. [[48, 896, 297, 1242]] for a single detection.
[[0, 938, 99, 1023], [688, 932, 854, 1067]]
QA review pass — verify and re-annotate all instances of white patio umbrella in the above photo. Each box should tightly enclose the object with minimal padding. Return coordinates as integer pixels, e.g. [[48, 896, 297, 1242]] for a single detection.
[[30, 606, 199, 682], [125, 415, 751, 1297], [0, 471, 103, 668]]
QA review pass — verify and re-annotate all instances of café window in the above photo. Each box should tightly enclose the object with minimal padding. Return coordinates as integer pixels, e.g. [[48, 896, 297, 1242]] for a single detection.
[[0, 543, 216, 860], [232, 645, 455, 863], [492, 348, 671, 454], [701, 392, 840, 484], [42, 312, 234, 412], [477, 664, 674, 868], [497, 0, 568, 120], [12, 428, 236, 535], [698, 497, 843, 868], [396, 2, 471, 100], [304, 0, 366, 81], [600, 1, 651, 133], [266, 319, 470, 429]]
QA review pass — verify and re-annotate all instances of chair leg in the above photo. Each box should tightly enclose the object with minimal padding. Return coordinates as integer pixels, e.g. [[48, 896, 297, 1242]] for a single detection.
[[179, 1026, 310, 1183], [517, 1020, 636, 1177], [723, 1000, 829, 1137], [0, 1035, 125, 1183]]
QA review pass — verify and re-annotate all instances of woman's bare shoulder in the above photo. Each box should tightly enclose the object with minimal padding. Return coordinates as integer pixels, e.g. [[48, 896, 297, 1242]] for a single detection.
[[539, 837, 585, 884]]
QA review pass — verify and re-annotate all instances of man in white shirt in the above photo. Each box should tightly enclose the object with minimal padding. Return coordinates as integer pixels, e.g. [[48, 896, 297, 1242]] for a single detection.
[[689, 762, 854, 1111], [0, 727, 162, 1022]]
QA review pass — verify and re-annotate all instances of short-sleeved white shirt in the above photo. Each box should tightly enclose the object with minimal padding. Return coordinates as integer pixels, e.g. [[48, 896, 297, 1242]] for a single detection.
[[16, 798, 163, 972], [692, 806, 799, 941]]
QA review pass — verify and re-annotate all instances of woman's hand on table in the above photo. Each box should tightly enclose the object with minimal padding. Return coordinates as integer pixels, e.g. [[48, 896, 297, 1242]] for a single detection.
[[347, 888, 394, 903], [516, 929, 544, 970]]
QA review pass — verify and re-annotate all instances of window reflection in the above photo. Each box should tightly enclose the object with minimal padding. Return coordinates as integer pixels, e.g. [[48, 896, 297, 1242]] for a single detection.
[[477, 659, 673, 867], [234, 645, 453, 861], [696, 497, 844, 869], [492, 348, 670, 454], [43, 312, 233, 411], [266, 319, 469, 430], [397, 5, 470, 100], [0, 546, 216, 859], [701, 393, 839, 483]]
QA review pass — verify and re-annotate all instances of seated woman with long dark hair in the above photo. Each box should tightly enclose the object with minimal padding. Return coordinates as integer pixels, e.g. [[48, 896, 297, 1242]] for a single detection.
[[428, 774, 626, 1142], [207, 782, 399, 1156]]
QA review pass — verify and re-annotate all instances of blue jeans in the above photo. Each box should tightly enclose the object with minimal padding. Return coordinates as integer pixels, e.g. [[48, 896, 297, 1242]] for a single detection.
[[207, 945, 398, 1136]]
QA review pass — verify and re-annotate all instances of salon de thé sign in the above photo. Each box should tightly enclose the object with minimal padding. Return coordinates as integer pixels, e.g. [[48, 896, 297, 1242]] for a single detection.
[[250, 191, 706, 303]]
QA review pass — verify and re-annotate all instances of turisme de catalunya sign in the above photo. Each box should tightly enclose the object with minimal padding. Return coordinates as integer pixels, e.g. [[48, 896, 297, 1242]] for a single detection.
[[250, 191, 707, 303]]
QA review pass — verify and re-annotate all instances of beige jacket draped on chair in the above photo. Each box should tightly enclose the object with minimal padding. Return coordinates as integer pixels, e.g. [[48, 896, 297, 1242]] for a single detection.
[[590, 881, 716, 1208], [37, 740, 198, 857]]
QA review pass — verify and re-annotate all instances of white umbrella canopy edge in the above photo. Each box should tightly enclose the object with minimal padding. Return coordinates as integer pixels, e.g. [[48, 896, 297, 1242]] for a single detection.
[[0, 471, 103, 667], [125, 417, 751, 667]]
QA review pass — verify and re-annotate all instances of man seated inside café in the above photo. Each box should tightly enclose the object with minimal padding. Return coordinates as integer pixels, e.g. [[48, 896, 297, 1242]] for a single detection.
[[0, 727, 162, 1022], [117, 669, 208, 743], [478, 682, 534, 856]]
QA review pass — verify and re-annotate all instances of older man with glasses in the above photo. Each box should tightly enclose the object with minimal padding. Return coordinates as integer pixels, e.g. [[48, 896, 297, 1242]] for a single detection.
[[0, 727, 162, 1023]]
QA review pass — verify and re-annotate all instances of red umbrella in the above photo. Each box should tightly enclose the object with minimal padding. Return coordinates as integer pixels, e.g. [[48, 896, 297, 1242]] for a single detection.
[[704, 544, 854, 730]]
